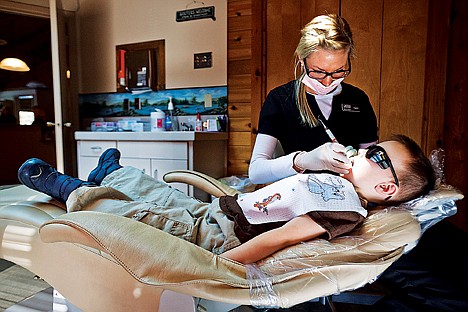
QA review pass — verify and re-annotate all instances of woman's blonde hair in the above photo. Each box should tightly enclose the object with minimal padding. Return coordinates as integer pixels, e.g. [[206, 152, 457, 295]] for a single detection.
[[294, 14, 355, 127]]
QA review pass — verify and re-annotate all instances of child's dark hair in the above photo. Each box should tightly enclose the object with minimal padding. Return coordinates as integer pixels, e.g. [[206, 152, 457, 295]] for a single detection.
[[390, 134, 436, 203]]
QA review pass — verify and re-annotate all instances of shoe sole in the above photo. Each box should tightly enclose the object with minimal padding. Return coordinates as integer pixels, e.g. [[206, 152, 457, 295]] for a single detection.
[[87, 148, 121, 183]]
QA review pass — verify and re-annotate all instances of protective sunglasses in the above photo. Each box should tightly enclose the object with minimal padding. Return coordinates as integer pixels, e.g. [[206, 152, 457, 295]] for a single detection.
[[365, 145, 399, 187]]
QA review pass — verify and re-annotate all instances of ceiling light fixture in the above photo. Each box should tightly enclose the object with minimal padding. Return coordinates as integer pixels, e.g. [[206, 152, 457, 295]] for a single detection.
[[0, 57, 30, 72]]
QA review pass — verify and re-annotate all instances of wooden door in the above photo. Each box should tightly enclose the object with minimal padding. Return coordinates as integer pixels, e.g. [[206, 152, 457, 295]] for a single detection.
[[0, 5, 56, 185]]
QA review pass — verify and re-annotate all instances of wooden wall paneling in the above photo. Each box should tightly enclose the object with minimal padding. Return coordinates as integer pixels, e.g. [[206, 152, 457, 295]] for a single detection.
[[228, 59, 251, 75], [228, 131, 252, 174], [229, 145, 253, 162], [227, 162, 250, 176], [229, 117, 252, 132], [422, 0, 451, 154], [265, 0, 302, 93], [228, 87, 251, 103], [228, 0, 254, 176], [341, 0, 383, 124], [228, 73, 251, 89], [228, 30, 252, 60], [300, 0, 340, 23], [379, 0, 429, 143], [229, 102, 251, 117], [228, 0, 252, 17], [249, 0, 265, 173], [228, 13, 252, 32], [228, 131, 251, 145], [443, 0, 468, 232]]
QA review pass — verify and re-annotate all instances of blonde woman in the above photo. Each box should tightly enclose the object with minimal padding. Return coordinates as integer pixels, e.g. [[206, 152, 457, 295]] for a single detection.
[[249, 14, 378, 184]]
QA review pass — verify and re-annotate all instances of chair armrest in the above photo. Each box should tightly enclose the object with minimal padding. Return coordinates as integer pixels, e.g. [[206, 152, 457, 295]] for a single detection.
[[163, 170, 241, 197]]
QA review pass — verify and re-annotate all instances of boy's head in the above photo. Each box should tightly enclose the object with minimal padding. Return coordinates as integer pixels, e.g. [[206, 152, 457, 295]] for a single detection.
[[343, 135, 436, 205]]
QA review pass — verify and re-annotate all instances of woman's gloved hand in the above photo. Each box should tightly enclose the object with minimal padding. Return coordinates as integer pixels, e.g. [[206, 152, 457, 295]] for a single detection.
[[294, 142, 352, 174]]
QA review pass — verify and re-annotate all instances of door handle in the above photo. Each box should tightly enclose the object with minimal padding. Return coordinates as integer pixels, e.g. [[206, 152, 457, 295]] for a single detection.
[[46, 122, 72, 127]]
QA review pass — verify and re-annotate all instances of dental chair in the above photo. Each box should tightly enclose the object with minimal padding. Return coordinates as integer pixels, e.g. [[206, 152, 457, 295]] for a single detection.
[[0, 167, 463, 311]]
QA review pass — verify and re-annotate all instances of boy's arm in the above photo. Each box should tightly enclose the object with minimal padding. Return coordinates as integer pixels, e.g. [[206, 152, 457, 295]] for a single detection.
[[221, 215, 326, 264]]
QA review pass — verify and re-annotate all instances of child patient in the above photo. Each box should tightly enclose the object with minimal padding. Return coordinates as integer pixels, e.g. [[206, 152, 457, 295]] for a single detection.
[[17, 134, 435, 264]]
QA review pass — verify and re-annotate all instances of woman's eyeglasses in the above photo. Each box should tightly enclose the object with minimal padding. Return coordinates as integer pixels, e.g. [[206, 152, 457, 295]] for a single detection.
[[303, 58, 351, 80], [365, 145, 399, 186]]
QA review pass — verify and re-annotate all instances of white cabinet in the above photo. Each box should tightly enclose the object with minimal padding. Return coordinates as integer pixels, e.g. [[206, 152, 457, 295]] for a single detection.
[[77, 140, 117, 181], [75, 132, 228, 200]]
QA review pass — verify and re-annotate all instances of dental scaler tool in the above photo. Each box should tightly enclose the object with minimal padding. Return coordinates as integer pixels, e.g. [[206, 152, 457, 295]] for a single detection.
[[318, 118, 357, 158], [318, 119, 337, 143]]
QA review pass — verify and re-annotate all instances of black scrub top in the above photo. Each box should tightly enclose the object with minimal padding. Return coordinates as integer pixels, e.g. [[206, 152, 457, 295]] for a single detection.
[[258, 80, 378, 154]]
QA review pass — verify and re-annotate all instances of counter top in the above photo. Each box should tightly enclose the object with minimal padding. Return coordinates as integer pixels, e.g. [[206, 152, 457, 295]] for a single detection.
[[74, 131, 228, 141]]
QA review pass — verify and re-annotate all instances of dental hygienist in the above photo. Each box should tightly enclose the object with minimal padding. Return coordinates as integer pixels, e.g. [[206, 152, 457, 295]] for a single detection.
[[249, 14, 378, 184]]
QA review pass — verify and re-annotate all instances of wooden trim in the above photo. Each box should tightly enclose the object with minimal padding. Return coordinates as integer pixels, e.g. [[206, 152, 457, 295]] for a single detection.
[[422, 0, 451, 154], [250, 0, 265, 139], [443, 0, 468, 231]]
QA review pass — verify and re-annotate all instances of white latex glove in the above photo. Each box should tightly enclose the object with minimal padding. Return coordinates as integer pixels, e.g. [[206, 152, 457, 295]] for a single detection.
[[295, 142, 352, 174]]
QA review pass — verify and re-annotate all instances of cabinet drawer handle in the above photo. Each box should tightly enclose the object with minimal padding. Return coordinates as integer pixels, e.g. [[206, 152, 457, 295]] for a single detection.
[[90, 146, 102, 151]]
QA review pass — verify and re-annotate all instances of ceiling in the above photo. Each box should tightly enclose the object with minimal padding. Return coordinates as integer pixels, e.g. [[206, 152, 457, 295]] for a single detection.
[[0, 11, 52, 90]]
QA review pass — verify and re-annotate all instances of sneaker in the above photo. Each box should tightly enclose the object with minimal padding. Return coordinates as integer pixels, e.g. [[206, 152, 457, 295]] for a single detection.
[[18, 158, 93, 203], [87, 148, 122, 185]]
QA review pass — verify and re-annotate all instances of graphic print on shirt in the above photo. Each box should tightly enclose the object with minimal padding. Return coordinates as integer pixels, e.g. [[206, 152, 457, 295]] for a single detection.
[[307, 175, 345, 202], [253, 193, 281, 215]]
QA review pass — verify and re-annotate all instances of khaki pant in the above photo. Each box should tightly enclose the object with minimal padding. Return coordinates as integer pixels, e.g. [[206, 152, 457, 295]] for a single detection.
[[66, 167, 241, 254]]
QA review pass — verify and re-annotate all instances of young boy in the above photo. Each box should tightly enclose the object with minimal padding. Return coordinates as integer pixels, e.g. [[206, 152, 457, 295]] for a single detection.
[[18, 135, 435, 264]]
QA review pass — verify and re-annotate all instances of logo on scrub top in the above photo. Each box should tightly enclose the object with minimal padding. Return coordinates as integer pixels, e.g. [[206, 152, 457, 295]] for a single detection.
[[341, 103, 360, 113]]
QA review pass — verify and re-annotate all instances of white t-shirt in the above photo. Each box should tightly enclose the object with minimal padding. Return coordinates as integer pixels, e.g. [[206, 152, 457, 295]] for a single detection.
[[236, 173, 367, 224]]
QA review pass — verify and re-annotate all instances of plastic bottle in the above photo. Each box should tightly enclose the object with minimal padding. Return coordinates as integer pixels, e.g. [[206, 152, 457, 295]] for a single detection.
[[165, 114, 172, 131], [165, 97, 174, 131], [195, 112, 203, 131], [151, 109, 165, 132]]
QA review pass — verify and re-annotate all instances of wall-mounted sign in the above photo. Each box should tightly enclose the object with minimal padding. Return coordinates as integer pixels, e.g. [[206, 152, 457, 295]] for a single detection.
[[176, 6, 216, 22]]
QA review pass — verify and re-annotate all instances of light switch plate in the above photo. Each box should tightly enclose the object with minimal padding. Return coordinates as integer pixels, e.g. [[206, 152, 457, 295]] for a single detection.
[[194, 52, 212, 69]]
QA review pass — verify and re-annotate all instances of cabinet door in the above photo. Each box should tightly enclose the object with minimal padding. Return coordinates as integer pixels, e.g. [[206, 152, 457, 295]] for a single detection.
[[151, 159, 188, 194], [77, 140, 117, 179], [77, 156, 99, 180], [78, 141, 117, 156], [118, 141, 187, 160], [120, 158, 151, 176]]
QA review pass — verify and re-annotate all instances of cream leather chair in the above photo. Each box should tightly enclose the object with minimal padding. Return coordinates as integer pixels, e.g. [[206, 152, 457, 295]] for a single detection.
[[0, 170, 463, 311]]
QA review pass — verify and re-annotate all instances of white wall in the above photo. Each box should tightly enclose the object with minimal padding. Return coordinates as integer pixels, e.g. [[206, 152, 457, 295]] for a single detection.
[[77, 0, 227, 94]]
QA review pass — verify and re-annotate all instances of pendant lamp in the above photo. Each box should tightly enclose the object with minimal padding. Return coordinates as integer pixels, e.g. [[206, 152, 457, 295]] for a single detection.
[[0, 57, 30, 72]]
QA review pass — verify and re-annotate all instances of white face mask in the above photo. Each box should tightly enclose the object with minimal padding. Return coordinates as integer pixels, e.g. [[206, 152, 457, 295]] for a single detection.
[[302, 74, 344, 95]]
